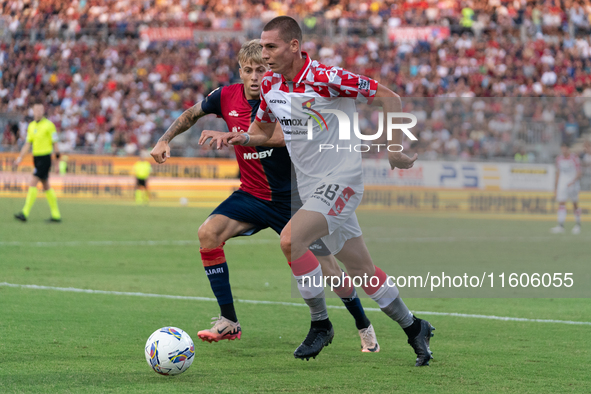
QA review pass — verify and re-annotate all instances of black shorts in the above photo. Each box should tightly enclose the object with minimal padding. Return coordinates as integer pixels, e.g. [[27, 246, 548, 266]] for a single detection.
[[33, 154, 52, 180], [136, 178, 147, 187], [210, 190, 332, 256]]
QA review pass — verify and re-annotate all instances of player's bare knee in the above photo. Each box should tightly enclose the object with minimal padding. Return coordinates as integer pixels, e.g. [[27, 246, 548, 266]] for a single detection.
[[280, 223, 292, 256], [280, 233, 292, 259], [198, 222, 222, 249]]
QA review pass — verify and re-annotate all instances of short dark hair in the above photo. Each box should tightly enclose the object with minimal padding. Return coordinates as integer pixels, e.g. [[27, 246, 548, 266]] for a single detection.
[[263, 16, 302, 44]]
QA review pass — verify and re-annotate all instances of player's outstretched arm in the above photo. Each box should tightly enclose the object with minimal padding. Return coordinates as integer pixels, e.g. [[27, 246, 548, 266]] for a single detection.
[[225, 120, 275, 147], [260, 122, 286, 148], [199, 121, 284, 150], [151, 102, 207, 163], [199, 130, 230, 150], [372, 84, 418, 170]]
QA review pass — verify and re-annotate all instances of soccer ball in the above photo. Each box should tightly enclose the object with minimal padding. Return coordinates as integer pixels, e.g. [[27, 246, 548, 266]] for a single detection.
[[145, 327, 195, 376]]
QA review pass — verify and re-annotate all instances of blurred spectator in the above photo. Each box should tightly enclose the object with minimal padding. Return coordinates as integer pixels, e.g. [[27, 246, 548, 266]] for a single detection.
[[563, 114, 580, 145], [581, 139, 591, 167], [514, 146, 535, 163]]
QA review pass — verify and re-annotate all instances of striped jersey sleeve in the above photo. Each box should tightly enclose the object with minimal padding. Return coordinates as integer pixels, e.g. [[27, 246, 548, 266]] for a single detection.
[[255, 93, 277, 124], [310, 66, 378, 103]]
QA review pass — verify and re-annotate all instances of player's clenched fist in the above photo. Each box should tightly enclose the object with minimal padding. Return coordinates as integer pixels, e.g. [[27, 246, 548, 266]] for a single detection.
[[151, 140, 170, 164], [388, 152, 418, 170]]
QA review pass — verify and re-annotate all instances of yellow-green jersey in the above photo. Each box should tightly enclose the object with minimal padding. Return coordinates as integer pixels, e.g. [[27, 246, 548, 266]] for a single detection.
[[461, 7, 474, 27], [133, 160, 152, 180], [27, 118, 58, 156]]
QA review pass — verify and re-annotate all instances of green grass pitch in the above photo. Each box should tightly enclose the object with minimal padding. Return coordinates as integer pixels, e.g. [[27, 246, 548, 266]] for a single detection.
[[0, 197, 589, 393]]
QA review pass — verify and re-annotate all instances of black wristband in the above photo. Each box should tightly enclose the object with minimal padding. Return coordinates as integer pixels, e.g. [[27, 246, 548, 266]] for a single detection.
[[55, 152, 61, 159]]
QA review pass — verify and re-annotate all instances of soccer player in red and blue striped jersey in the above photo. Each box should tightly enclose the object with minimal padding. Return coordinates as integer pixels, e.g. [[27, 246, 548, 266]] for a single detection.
[[151, 40, 378, 352]]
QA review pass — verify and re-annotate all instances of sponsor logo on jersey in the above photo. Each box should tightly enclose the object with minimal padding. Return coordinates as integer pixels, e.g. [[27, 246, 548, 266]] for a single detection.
[[269, 99, 287, 104], [301, 98, 328, 132], [243, 149, 273, 160], [279, 118, 305, 126], [228, 110, 239, 117]]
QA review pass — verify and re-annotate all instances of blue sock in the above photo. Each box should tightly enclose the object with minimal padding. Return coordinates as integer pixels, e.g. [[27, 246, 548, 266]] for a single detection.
[[204, 261, 237, 322], [341, 289, 371, 330]]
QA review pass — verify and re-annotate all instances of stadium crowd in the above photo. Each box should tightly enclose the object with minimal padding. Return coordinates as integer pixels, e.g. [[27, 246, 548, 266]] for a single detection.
[[3, 0, 591, 33], [2, 0, 591, 162]]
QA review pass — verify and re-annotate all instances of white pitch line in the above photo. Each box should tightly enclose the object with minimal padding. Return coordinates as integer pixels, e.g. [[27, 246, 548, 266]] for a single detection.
[[1, 235, 590, 248], [1, 282, 589, 326]]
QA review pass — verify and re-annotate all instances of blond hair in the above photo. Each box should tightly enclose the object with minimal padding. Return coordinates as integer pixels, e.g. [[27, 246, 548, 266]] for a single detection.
[[237, 39, 264, 67]]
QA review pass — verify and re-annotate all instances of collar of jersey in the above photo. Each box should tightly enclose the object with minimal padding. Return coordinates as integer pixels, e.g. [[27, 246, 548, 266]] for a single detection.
[[284, 51, 311, 84]]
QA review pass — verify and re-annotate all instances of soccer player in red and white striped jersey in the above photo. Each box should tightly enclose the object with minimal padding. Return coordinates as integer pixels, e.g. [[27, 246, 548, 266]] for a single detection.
[[222, 17, 435, 365]]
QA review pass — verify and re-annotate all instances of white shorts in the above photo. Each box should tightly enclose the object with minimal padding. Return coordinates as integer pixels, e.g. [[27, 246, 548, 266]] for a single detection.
[[556, 183, 580, 203], [299, 180, 364, 254]]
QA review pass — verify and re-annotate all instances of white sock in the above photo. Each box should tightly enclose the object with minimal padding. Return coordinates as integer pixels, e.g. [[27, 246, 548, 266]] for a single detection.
[[295, 267, 328, 321], [294, 264, 325, 300], [575, 208, 581, 225], [361, 267, 399, 308], [291, 251, 328, 321], [558, 206, 567, 226]]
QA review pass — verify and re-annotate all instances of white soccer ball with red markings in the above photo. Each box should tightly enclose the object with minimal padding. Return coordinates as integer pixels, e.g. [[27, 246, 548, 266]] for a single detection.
[[145, 327, 195, 376]]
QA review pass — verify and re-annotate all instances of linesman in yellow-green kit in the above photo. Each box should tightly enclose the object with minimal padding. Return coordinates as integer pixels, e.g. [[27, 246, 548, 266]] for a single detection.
[[13, 101, 62, 222], [133, 150, 152, 205]]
